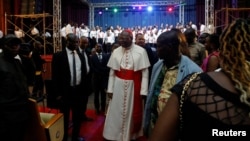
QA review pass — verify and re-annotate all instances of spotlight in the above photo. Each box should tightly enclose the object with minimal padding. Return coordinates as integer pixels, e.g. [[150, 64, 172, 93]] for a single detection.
[[147, 6, 153, 12], [98, 11, 102, 15], [168, 7, 173, 12], [113, 8, 118, 13]]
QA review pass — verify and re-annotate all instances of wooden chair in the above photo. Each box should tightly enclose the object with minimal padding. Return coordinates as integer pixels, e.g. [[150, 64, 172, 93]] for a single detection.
[[24, 98, 64, 141]]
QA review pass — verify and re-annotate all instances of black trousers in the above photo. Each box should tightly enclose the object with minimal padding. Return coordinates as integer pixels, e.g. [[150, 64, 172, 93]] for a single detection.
[[94, 88, 106, 112], [60, 86, 87, 141], [93, 74, 107, 112], [32, 74, 44, 96]]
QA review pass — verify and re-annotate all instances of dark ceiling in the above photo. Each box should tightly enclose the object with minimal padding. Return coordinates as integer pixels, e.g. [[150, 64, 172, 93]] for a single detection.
[[62, 0, 89, 6]]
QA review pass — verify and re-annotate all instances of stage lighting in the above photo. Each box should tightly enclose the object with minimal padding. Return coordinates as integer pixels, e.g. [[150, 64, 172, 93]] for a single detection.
[[98, 11, 102, 15], [147, 6, 153, 12], [113, 8, 118, 13], [168, 7, 173, 12]]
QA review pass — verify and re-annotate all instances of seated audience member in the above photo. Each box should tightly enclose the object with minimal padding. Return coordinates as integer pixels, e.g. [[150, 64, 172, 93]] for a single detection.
[[201, 33, 220, 72], [143, 30, 202, 137], [149, 18, 250, 141]]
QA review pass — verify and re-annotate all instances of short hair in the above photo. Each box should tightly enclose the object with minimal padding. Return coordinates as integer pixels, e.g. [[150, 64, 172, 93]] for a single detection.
[[135, 33, 143, 39], [184, 28, 196, 44], [171, 28, 190, 58], [207, 33, 220, 50], [157, 30, 180, 54], [19, 43, 31, 55], [198, 33, 210, 44]]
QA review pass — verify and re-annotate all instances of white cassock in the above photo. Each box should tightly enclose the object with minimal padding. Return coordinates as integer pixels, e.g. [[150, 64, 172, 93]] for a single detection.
[[103, 44, 150, 141]]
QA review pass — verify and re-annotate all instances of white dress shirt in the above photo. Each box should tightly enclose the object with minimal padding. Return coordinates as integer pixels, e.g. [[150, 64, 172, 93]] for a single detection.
[[66, 48, 81, 86], [79, 48, 90, 74]]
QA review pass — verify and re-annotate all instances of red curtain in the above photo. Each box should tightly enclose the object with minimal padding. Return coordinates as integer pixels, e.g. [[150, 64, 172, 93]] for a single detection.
[[0, 0, 22, 34], [61, 2, 89, 26]]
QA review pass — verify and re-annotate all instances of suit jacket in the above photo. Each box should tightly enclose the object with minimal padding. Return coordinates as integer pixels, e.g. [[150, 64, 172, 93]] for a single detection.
[[143, 46, 158, 79], [143, 55, 203, 136], [51, 49, 87, 103], [90, 52, 110, 89], [0, 53, 29, 123], [77, 48, 93, 95]]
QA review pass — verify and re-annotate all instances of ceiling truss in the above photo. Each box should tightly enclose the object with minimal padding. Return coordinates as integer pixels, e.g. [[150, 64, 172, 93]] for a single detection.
[[89, 0, 185, 27]]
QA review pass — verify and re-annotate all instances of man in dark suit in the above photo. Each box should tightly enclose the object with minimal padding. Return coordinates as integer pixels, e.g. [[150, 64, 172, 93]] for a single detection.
[[0, 34, 30, 141], [90, 43, 110, 115], [78, 36, 93, 121], [31, 41, 45, 98], [52, 33, 87, 141], [135, 33, 158, 81]]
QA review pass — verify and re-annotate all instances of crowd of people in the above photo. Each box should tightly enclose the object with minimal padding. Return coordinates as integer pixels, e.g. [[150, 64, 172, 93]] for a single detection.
[[0, 17, 250, 141]]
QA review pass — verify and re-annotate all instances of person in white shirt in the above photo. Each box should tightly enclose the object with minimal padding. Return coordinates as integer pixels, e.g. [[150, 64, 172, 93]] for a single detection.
[[65, 23, 73, 36], [113, 25, 121, 43], [103, 29, 115, 53], [0, 30, 3, 39], [89, 27, 97, 41], [148, 31, 156, 48], [30, 26, 39, 36], [199, 22, 206, 35], [97, 27, 105, 45], [0, 30, 3, 53], [80, 25, 89, 38], [60, 24, 66, 38], [14, 27, 25, 39]]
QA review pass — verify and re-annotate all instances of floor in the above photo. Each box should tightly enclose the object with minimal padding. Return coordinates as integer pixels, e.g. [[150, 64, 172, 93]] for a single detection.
[[87, 93, 95, 110], [37, 93, 103, 141]]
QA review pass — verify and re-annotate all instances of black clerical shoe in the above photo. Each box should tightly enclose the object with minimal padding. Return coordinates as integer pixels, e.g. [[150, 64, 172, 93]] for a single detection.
[[72, 136, 85, 141]]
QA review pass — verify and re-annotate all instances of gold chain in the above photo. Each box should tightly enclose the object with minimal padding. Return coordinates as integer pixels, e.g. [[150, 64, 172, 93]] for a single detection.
[[179, 72, 201, 130]]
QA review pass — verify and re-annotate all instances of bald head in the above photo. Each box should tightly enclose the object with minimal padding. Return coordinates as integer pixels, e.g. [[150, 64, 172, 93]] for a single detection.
[[80, 36, 89, 49], [66, 33, 79, 51]]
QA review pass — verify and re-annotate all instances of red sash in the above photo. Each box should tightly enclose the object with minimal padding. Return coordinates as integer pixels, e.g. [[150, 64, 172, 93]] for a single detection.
[[115, 69, 143, 133]]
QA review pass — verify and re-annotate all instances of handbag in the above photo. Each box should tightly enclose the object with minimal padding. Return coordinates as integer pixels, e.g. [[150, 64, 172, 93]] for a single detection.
[[179, 72, 201, 130]]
